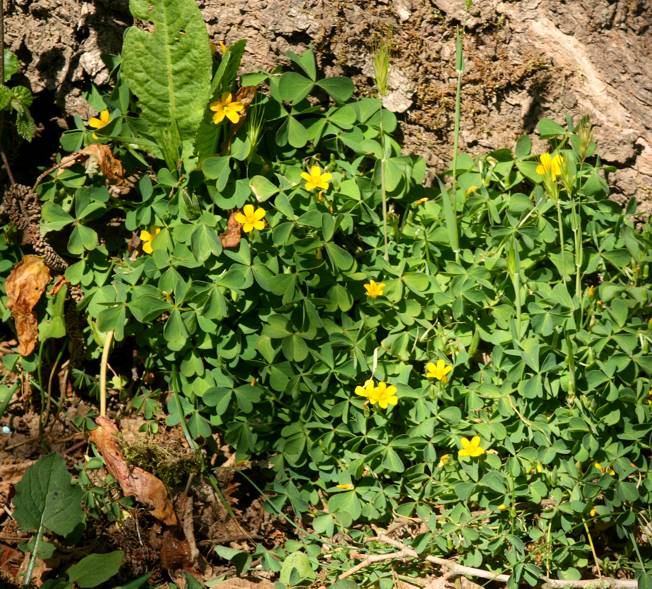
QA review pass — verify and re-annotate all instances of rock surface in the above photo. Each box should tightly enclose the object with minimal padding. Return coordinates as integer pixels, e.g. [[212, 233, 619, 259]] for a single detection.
[[4, 0, 651, 212]]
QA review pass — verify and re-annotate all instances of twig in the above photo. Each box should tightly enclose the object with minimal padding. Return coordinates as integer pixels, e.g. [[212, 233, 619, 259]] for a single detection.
[[338, 549, 415, 580], [1, 149, 16, 185], [356, 535, 638, 589], [369, 535, 509, 584]]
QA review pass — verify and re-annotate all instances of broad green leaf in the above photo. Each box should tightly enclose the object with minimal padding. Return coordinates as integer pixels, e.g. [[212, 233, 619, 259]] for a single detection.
[[282, 334, 309, 362], [280, 552, 315, 586], [67, 551, 124, 588], [191, 224, 222, 262], [13, 453, 83, 536], [164, 309, 189, 351], [325, 242, 354, 271], [41, 202, 74, 234], [287, 49, 317, 80], [287, 116, 308, 148], [316, 77, 355, 103], [67, 224, 98, 255], [537, 118, 565, 138], [3, 49, 20, 82], [278, 72, 314, 104], [250, 175, 279, 202], [121, 0, 211, 141], [39, 286, 67, 341]]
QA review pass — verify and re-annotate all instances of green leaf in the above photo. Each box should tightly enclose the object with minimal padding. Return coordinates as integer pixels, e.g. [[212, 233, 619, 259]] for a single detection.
[[325, 242, 354, 271], [537, 118, 566, 138], [316, 77, 355, 103], [41, 202, 74, 234], [66, 551, 124, 588], [280, 552, 315, 586], [39, 286, 67, 342], [0, 85, 11, 110], [67, 224, 98, 255], [250, 175, 279, 202], [278, 72, 314, 104], [282, 334, 309, 362], [121, 0, 211, 141], [287, 116, 309, 148], [164, 310, 189, 351], [13, 453, 83, 536], [287, 49, 317, 80], [515, 135, 531, 158], [128, 287, 172, 323], [191, 224, 222, 262], [241, 71, 269, 86], [3, 49, 20, 82]]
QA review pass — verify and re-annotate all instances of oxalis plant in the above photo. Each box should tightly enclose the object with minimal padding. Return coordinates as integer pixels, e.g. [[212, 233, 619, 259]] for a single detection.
[[0, 0, 650, 585]]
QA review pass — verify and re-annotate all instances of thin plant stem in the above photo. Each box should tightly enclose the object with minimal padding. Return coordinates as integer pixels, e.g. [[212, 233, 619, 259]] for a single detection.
[[0, 0, 4, 85], [449, 27, 465, 263], [582, 517, 602, 578], [99, 329, 114, 418], [379, 118, 389, 261], [23, 519, 44, 588], [555, 200, 568, 281]]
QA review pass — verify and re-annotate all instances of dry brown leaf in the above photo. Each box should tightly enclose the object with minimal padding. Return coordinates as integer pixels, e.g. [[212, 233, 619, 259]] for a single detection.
[[89, 416, 178, 525], [5, 256, 51, 356], [49, 144, 126, 185], [220, 211, 242, 249]]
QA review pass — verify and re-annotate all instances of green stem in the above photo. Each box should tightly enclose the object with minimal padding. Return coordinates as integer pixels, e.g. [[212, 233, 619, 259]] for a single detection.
[[379, 111, 389, 261], [23, 517, 45, 588], [555, 200, 567, 281]]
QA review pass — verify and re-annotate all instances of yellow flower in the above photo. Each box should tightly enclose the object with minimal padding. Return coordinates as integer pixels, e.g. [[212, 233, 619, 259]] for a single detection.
[[372, 381, 398, 409], [139, 227, 160, 254], [336, 483, 354, 490], [458, 436, 485, 458], [590, 507, 597, 517], [354, 379, 397, 409], [465, 185, 478, 195], [355, 378, 376, 400], [364, 280, 385, 298], [210, 92, 245, 125], [300, 165, 332, 192], [587, 285, 595, 298], [88, 110, 111, 139], [536, 152, 564, 179], [594, 462, 615, 476], [425, 359, 453, 383], [234, 204, 266, 233], [498, 503, 508, 511], [218, 40, 229, 55], [437, 454, 450, 468]]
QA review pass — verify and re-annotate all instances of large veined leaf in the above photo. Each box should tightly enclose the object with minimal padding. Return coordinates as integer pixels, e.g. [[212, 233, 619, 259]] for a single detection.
[[121, 0, 211, 142]]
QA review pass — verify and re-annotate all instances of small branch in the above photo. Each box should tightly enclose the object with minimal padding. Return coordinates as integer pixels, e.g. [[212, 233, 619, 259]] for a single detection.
[[338, 549, 414, 580], [371, 535, 509, 584], [361, 535, 637, 589], [1, 149, 16, 185]]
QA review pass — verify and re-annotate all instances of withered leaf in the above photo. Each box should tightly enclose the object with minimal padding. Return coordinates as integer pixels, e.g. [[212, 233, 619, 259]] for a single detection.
[[52, 144, 126, 185], [5, 256, 51, 356], [89, 416, 178, 526], [220, 211, 242, 249]]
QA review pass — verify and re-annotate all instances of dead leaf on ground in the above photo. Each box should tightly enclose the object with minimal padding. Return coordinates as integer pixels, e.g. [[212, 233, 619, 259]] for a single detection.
[[220, 211, 242, 249], [89, 416, 178, 526], [0, 542, 23, 581], [5, 256, 51, 356]]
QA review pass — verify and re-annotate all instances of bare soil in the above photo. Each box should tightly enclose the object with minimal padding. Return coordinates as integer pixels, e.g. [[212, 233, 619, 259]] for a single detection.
[[4, 0, 652, 212]]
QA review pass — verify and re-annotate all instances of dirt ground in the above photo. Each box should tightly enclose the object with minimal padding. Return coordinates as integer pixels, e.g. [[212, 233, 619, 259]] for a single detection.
[[4, 0, 652, 213]]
